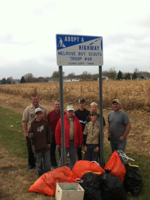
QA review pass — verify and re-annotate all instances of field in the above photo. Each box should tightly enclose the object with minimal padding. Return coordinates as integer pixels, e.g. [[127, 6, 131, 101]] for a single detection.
[[1, 80, 150, 111], [0, 80, 150, 200], [0, 80, 150, 154]]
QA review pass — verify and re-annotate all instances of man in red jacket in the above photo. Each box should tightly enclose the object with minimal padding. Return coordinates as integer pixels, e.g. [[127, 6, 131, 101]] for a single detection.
[[55, 105, 83, 169]]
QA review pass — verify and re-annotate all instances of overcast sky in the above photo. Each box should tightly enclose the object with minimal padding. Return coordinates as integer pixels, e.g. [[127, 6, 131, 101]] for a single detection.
[[0, 0, 150, 79]]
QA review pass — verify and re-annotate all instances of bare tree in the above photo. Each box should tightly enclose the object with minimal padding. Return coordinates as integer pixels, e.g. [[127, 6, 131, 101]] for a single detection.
[[51, 71, 65, 78], [24, 73, 34, 83], [80, 71, 92, 81], [7, 77, 14, 84], [67, 72, 75, 78], [107, 68, 117, 79]]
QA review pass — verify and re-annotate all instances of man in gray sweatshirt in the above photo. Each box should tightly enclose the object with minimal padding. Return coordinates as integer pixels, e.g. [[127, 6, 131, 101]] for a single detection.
[[108, 99, 131, 154]]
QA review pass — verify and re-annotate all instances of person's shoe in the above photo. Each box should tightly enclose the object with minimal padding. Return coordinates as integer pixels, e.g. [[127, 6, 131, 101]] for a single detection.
[[51, 166, 57, 170], [28, 165, 35, 169]]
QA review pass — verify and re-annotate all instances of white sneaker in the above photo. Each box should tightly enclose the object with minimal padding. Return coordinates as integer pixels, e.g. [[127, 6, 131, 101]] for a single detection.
[[51, 166, 57, 170]]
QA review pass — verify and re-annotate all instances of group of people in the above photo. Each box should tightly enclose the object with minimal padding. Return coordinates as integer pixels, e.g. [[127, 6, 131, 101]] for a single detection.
[[22, 94, 131, 178]]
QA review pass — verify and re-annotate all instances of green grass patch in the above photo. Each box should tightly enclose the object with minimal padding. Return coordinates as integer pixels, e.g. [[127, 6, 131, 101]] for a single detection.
[[104, 143, 150, 200], [0, 106, 150, 199], [0, 106, 27, 158], [124, 153, 150, 200]]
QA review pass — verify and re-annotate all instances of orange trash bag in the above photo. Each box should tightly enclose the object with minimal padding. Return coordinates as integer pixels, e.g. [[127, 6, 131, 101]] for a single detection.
[[104, 151, 126, 182], [28, 166, 77, 196], [72, 160, 104, 178]]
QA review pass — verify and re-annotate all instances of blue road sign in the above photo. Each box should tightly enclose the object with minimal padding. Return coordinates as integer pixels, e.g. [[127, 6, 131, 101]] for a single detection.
[[56, 34, 103, 66]]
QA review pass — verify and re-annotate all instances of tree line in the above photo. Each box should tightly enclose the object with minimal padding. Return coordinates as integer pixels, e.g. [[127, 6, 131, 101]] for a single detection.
[[0, 68, 149, 84]]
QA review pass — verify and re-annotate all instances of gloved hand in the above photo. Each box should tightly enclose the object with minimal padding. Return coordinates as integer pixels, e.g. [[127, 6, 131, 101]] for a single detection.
[[29, 132, 34, 139], [47, 144, 51, 150]]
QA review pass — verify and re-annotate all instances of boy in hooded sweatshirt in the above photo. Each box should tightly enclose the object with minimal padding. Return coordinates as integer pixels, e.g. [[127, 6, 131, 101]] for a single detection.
[[28, 108, 52, 178]]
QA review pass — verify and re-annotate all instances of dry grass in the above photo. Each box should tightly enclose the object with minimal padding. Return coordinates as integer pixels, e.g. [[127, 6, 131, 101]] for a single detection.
[[0, 80, 150, 111], [0, 80, 150, 200], [0, 80, 150, 155], [0, 146, 54, 200]]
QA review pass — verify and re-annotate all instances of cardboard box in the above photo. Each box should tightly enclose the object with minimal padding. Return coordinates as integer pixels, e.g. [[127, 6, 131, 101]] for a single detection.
[[55, 182, 85, 200]]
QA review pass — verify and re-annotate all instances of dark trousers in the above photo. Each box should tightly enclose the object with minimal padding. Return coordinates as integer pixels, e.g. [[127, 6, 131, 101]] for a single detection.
[[26, 137, 35, 167], [77, 147, 82, 160], [84, 144, 99, 162], [50, 131, 61, 167]]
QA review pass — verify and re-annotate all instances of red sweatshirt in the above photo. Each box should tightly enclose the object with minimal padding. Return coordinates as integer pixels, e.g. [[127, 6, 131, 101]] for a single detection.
[[55, 114, 83, 148]]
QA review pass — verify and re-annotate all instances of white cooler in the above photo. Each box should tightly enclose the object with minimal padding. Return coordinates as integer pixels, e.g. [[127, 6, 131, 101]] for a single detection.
[[55, 182, 85, 200]]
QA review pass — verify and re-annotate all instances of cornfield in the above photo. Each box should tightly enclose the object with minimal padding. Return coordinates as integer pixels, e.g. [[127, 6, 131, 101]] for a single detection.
[[0, 80, 150, 200], [0, 80, 150, 111]]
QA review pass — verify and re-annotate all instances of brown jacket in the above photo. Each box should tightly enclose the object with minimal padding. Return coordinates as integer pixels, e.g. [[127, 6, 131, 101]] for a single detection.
[[83, 121, 100, 145], [28, 118, 52, 153]]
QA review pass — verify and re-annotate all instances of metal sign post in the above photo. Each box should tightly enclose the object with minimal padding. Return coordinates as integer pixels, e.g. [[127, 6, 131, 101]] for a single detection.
[[99, 65, 105, 168], [56, 34, 104, 167], [58, 66, 66, 166]]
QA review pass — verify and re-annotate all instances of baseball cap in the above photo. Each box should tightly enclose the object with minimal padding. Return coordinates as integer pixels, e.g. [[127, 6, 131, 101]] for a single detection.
[[35, 108, 43, 114], [66, 105, 74, 111], [112, 99, 121, 104], [78, 98, 85, 103]]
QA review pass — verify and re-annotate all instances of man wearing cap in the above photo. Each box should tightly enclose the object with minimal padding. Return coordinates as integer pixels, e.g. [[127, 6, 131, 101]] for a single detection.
[[108, 99, 131, 155], [46, 100, 62, 169], [55, 105, 83, 169], [28, 108, 52, 178], [74, 98, 90, 160], [22, 94, 47, 169]]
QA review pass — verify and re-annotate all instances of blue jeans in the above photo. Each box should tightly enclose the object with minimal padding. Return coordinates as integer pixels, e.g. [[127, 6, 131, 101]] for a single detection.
[[58, 141, 77, 169], [35, 150, 51, 178], [50, 131, 61, 167], [84, 144, 99, 162], [110, 138, 127, 164]]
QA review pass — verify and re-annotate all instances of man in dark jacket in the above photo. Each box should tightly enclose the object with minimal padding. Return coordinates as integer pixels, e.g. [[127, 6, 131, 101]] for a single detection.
[[46, 100, 61, 169], [75, 98, 90, 160]]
